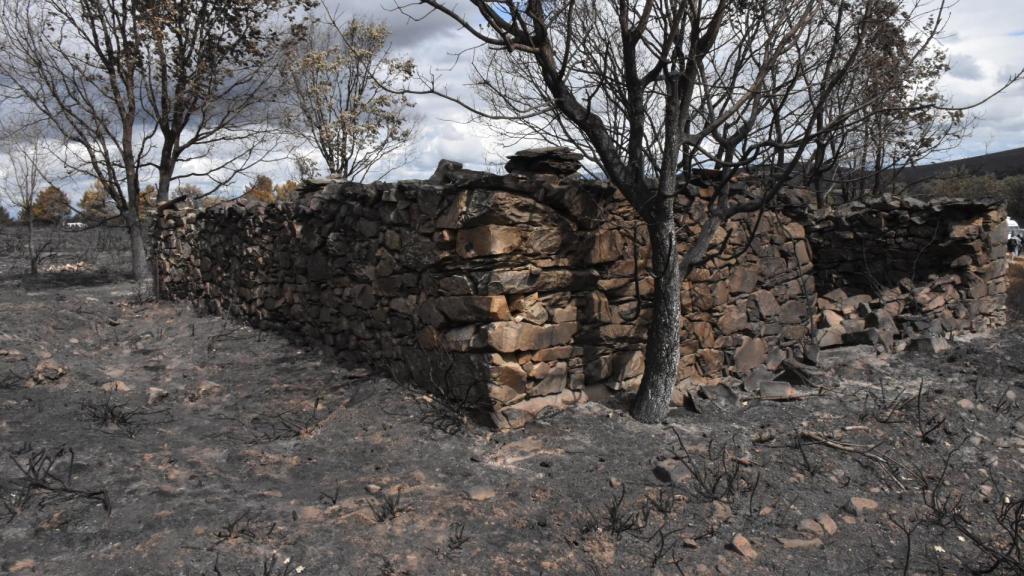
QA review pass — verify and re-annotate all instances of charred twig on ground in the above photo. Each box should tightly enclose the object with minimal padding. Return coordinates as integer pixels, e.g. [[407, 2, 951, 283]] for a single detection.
[[398, 348, 486, 436], [603, 485, 643, 539], [643, 519, 686, 568], [952, 496, 1024, 574], [798, 430, 906, 490], [318, 484, 341, 506], [888, 513, 922, 576], [671, 429, 750, 502], [792, 433, 823, 477], [80, 395, 169, 438], [431, 521, 471, 560], [1, 446, 110, 522], [211, 510, 271, 546], [645, 487, 678, 515], [248, 398, 325, 443], [910, 380, 946, 444], [907, 437, 966, 525], [858, 379, 912, 425], [447, 521, 470, 552], [205, 325, 247, 354], [370, 489, 404, 522]]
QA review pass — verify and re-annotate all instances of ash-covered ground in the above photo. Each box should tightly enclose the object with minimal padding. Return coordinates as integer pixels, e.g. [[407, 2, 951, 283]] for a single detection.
[[2, 231, 1024, 575]]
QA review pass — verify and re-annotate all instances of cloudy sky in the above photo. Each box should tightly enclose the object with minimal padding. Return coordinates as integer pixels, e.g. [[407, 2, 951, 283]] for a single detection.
[[358, 0, 1024, 178], [2, 0, 1022, 210]]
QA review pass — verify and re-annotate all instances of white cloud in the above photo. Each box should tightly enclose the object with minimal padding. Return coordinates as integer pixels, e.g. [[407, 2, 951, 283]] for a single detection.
[[934, 0, 1024, 160]]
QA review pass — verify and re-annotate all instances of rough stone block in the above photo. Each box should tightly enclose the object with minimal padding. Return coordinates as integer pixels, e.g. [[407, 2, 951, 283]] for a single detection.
[[481, 321, 578, 353]]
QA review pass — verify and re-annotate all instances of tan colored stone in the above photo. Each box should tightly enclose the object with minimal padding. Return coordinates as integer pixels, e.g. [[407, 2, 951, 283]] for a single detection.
[[6, 559, 35, 573], [816, 513, 838, 536], [495, 388, 588, 429], [488, 384, 525, 405], [530, 362, 568, 396], [466, 485, 496, 501], [456, 225, 523, 258], [784, 221, 806, 239], [797, 518, 824, 536], [518, 300, 549, 325], [532, 346, 573, 362], [584, 292, 614, 323], [816, 327, 845, 348], [33, 359, 65, 383], [613, 350, 645, 380], [819, 309, 844, 328], [691, 322, 716, 348], [729, 267, 758, 294], [147, 387, 169, 406], [734, 338, 768, 373], [478, 269, 574, 294], [730, 533, 758, 560], [719, 305, 749, 335], [488, 355, 528, 390], [482, 322, 577, 353], [551, 303, 577, 323], [845, 496, 879, 516], [586, 230, 624, 264]]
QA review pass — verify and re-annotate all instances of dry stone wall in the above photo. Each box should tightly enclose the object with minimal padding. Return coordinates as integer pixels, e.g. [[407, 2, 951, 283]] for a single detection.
[[806, 195, 1007, 354], [152, 151, 1007, 428], [152, 152, 816, 428]]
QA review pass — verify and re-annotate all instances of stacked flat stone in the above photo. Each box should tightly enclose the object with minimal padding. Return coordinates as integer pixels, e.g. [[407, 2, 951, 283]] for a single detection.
[[807, 195, 1007, 352], [151, 156, 1008, 430], [504, 147, 584, 177]]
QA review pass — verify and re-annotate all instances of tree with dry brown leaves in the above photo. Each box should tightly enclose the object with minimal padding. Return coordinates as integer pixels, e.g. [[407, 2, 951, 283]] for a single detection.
[[281, 11, 419, 181]]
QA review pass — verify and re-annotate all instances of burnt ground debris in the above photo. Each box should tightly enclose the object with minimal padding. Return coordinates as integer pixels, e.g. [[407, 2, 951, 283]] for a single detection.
[[2, 237, 1024, 574]]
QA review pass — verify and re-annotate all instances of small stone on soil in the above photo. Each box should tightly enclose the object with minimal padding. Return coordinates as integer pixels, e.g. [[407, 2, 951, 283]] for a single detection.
[[816, 513, 838, 535], [797, 518, 825, 536], [845, 497, 879, 517], [712, 500, 732, 523], [467, 485, 496, 501], [4, 559, 36, 573], [729, 533, 758, 560], [147, 387, 169, 405]]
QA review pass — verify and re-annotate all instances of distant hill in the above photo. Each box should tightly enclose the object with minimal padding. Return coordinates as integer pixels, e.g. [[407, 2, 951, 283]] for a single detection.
[[900, 146, 1024, 183]]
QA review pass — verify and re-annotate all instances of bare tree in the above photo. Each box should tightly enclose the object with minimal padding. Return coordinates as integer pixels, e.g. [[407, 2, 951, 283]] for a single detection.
[[400, 0, 1021, 423], [0, 0, 318, 285], [800, 0, 970, 204], [138, 0, 317, 203], [0, 0, 157, 284], [281, 11, 419, 181], [0, 123, 59, 275]]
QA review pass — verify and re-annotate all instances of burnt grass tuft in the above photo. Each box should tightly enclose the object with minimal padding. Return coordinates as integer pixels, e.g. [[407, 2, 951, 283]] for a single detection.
[[2, 267, 1024, 574]]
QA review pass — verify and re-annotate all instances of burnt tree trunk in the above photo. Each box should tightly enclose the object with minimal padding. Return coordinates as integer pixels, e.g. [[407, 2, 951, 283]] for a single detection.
[[123, 209, 149, 288], [630, 196, 681, 423], [27, 215, 37, 275]]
